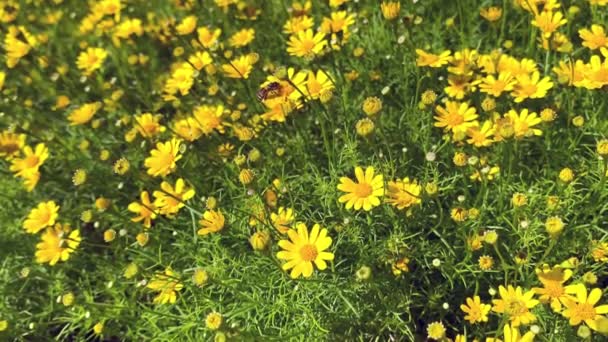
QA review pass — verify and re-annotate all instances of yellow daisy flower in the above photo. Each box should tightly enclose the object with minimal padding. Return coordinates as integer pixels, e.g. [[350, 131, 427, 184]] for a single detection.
[[23, 201, 60, 234], [35, 224, 81, 266], [76, 47, 108, 76], [415, 49, 452, 68], [337, 166, 384, 211], [147, 267, 183, 304], [492, 285, 539, 327], [276, 223, 334, 278], [385, 177, 422, 211], [153, 178, 196, 216], [198, 209, 225, 235], [144, 138, 183, 177], [222, 55, 254, 79], [229, 28, 255, 47], [562, 283, 608, 331], [67, 102, 102, 126], [286, 29, 327, 58], [128, 191, 157, 228], [532, 265, 574, 312], [460, 295, 491, 324], [9, 143, 48, 178]]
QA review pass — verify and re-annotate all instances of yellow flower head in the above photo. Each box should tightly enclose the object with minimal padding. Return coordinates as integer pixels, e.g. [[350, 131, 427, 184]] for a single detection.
[[480, 6, 502, 22], [10, 143, 48, 178], [198, 209, 225, 235], [76, 47, 108, 76], [153, 178, 196, 216], [337, 166, 384, 211], [533, 265, 574, 312], [492, 285, 539, 326], [287, 29, 327, 58], [380, 2, 400, 20], [205, 311, 223, 330], [222, 54, 254, 79], [67, 102, 102, 126], [271, 207, 295, 234], [385, 177, 422, 211], [416, 49, 452, 68], [434, 101, 478, 136], [276, 223, 334, 278], [23, 201, 60, 234], [460, 295, 491, 324], [134, 113, 165, 138], [562, 283, 608, 331], [0, 131, 25, 160], [35, 224, 81, 266], [176, 15, 197, 35], [504, 109, 542, 138], [128, 191, 157, 228], [144, 138, 183, 177], [147, 267, 183, 304], [229, 28, 255, 47]]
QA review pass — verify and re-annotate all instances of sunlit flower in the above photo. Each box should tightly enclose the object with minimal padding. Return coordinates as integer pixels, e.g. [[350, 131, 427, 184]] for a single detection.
[[337, 166, 384, 211], [512, 71, 553, 102], [144, 138, 183, 177], [147, 267, 183, 304], [434, 101, 478, 136], [531, 10, 567, 38], [0, 131, 26, 159], [10, 143, 48, 178], [492, 285, 539, 326], [276, 223, 334, 278], [197, 27, 221, 48], [485, 323, 535, 342], [67, 102, 102, 126], [426, 321, 446, 340], [76, 47, 108, 76], [23, 201, 60, 234], [416, 49, 452, 68], [134, 113, 165, 138], [287, 29, 327, 58], [153, 178, 196, 216], [562, 283, 608, 331], [479, 72, 516, 97], [193, 104, 225, 135], [176, 15, 197, 35], [35, 224, 81, 266], [271, 207, 295, 234], [380, 2, 400, 20], [480, 6, 502, 22], [229, 28, 255, 47], [461, 295, 491, 324], [305, 70, 334, 100], [222, 55, 254, 79], [533, 265, 574, 312], [504, 109, 542, 138], [128, 191, 157, 228], [385, 177, 422, 211], [198, 209, 225, 235]]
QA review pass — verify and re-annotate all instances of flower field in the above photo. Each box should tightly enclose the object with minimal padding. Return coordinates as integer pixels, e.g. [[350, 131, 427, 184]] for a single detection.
[[2, 0, 608, 340]]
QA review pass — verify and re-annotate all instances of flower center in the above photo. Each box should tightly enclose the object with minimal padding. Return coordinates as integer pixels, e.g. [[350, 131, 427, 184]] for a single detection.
[[574, 303, 596, 321], [301, 39, 315, 52], [543, 282, 564, 298], [506, 299, 527, 316], [446, 112, 464, 127], [354, 183, 373, 197], [299, 244, 318, 261], [24, 155, 40, 168]]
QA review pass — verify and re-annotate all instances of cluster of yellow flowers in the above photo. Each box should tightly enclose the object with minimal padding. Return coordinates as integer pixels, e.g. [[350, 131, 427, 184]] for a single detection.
[[2, 0, 608, 339]]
